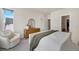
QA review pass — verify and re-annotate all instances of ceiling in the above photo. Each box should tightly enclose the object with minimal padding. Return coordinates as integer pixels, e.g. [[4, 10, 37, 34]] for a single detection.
[[12, 8, 64, 15], [29, 8, 64, 15], [35, 8, 63, 14]]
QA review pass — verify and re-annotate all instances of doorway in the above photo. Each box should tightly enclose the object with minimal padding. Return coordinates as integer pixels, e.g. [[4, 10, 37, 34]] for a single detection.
[[48, 19, 51, 30], [61, 15, 70, 32]]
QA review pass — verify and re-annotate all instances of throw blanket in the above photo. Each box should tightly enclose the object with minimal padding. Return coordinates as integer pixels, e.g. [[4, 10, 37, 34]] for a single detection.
[[30, 30, 58, 51]]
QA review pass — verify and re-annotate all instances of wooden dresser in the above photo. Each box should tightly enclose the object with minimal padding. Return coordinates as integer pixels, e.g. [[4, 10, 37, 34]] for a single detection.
[[24, 26, 40, 38]]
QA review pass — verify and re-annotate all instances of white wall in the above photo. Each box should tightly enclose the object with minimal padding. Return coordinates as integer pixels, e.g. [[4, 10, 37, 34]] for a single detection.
[[50, 9, 70, 31], [0, 9, 4, 31], [0, 9, 2, 31], [70, 9, 79, 45], [11, 8, 48, 36], [0, 8, 48, 37], [50, 8, 79, 45]]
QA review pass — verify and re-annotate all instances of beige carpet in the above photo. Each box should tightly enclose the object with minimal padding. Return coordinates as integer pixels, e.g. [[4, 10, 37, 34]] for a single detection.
[[60, 38, 79, 51], [0, 38, 29, 51], [0, 37, 79, 51]]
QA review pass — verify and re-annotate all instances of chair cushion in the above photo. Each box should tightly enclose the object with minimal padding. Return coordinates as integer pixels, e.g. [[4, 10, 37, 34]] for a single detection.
[[8, 31, 16, 39], [0, 30, 15, 39]]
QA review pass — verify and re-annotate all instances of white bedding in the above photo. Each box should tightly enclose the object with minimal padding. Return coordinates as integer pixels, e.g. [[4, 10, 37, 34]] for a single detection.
[[35, 32, 70, 51]]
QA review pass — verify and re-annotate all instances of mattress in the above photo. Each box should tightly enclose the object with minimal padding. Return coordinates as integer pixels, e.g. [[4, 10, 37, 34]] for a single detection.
[[35, 32, 70, 51]]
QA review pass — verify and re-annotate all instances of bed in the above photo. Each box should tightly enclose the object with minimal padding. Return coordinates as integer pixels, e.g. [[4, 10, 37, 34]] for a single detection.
[[35, 32, 70, 51], [29, 30, 71, 51]]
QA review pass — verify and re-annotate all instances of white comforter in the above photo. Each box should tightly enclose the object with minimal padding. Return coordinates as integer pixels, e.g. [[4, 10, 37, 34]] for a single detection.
[[35, 32, 70, 51]]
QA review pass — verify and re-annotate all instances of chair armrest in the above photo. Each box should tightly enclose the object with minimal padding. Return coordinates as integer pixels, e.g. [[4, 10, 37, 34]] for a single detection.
[[0, 36, 9, 42], [0, 36, 9, 48], [10, 34, 20, 42]]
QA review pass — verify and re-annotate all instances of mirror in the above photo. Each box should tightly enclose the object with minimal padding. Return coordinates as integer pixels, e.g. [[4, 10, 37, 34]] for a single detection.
[[27, 18, 35, 28]]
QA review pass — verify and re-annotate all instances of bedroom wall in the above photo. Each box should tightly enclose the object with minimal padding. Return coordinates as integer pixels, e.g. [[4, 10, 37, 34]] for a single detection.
[[70, 9, 79, 45], [0, 9, 2, 31], [11, 8, 48, 37], [0, 8, 4, 31], [0, 8, 48, 37], [50, 9, 71, 31], [50, 8, 79, 45]]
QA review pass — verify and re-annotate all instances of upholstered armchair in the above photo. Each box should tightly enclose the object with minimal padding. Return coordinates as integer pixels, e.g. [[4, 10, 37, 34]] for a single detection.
[[0, 30, 20, 49]]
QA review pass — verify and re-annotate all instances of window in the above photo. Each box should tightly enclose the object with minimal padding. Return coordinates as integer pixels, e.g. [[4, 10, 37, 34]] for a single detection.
[[3, 8, 14, 32], [4, 9, 13, 18]]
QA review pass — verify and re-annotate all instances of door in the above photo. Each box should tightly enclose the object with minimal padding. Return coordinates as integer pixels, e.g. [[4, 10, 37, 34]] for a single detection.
[[48, 19, 51, 30], [61, 15, 70, 32]]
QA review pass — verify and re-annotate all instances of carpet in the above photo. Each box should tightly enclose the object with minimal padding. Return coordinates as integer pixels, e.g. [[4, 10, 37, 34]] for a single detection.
[[0, 38, 29, 51]]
